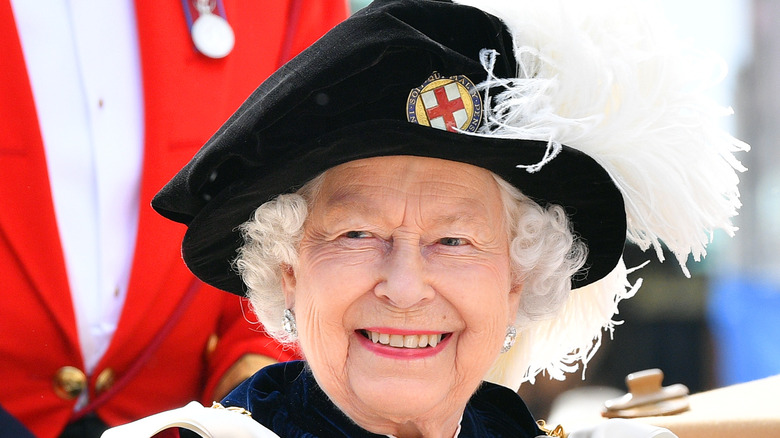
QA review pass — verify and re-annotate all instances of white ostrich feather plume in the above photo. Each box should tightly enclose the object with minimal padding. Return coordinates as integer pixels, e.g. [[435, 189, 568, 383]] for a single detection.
[[453, 0, 749, 389]]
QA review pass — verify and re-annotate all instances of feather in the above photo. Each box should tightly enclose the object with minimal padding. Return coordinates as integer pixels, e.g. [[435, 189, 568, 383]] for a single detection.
[[455, 0, 749, 388]]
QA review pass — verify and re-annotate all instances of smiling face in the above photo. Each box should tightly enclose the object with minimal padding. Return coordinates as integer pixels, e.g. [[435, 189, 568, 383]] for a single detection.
[[281, 155, 522, 437]]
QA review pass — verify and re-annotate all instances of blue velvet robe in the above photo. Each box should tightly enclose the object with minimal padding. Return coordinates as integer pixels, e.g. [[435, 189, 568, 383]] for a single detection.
[[222, 361, 544, 437]]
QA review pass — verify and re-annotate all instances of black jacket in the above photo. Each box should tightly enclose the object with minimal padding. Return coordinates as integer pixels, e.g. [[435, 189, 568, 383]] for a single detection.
[[222, 361, 544, 437]]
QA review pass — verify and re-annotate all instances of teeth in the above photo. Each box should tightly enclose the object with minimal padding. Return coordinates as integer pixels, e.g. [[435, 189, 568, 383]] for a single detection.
[[365, 330, 443, 348], [389, 334, 404, 347]]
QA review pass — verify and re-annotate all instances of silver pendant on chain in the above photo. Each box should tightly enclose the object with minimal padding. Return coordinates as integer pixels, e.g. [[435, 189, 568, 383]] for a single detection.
[[190, 0, 234, 59]]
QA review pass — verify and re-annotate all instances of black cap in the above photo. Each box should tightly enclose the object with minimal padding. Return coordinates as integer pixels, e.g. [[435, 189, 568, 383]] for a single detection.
[[152, 0, 626, 295]]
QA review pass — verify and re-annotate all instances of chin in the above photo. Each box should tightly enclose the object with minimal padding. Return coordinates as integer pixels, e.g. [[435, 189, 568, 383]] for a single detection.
[[345, 370, 462, 420]]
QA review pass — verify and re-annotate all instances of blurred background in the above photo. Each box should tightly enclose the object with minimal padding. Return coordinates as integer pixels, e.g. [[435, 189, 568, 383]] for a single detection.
[[350, 0, 778, 421]]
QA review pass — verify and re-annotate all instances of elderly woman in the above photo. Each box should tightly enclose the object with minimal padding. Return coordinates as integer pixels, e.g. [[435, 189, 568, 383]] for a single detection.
[[221, 153, 588, 437], [140, 0, 745, 436]]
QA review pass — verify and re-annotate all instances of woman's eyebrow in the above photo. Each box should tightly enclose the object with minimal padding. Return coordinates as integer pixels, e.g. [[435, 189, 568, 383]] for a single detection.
[[319, 191, 384, 224], [428, 212, 488, 228]]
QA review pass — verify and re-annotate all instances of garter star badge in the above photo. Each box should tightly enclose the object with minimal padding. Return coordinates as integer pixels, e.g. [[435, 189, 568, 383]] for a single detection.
[[406, 72, 482, 133]]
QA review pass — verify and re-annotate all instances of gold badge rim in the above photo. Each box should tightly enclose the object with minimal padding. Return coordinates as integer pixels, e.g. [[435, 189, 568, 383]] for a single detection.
[[406, 72, 482, 133]]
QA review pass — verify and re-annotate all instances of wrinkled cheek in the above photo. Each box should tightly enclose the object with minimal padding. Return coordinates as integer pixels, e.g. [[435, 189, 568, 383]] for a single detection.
[[297, 305, 350, 375], [456, 327, 505, 380], [298, 319, 357, 407]]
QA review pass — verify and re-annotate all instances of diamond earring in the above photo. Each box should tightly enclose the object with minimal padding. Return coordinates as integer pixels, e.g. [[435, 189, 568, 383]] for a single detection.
[[282, 309, 298, 339], [501, 326, 517, 353]]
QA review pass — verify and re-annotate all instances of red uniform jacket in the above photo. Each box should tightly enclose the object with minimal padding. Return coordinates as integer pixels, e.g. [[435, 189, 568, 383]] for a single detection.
[[0, 1, 346, 437]]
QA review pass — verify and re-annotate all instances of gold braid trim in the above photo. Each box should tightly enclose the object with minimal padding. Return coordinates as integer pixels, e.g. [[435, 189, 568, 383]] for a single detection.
[[537, 419, 566, 437], [210, 401, 253, 417]]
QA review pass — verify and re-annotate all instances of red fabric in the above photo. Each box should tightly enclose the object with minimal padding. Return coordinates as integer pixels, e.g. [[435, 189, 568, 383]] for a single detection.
[[0, 1, 347, 437]]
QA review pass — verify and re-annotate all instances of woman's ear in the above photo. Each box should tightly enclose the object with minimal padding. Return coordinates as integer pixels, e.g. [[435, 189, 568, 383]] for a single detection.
[[280, 264, 296, 309], [507, 283, 523, 325]]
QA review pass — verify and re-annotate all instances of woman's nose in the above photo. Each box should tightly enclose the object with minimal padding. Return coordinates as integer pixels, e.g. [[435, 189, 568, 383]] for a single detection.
[[374, 240, 434, 309]]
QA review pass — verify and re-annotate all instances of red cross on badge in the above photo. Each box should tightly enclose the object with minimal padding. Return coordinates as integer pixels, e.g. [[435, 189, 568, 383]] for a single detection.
[[406, 72, 482, 133]]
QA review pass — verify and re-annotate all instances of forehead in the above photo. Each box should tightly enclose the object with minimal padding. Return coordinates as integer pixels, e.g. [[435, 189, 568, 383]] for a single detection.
[[311, 156, 505, 223]]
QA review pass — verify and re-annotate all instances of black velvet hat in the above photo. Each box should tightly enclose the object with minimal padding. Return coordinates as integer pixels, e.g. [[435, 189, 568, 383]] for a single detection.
[[152, 0, 626, 296]]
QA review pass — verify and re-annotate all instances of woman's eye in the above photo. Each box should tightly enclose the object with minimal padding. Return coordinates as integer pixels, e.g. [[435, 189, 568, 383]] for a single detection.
[[438, 237, 467, 246], [344, 231, 371, 239]]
